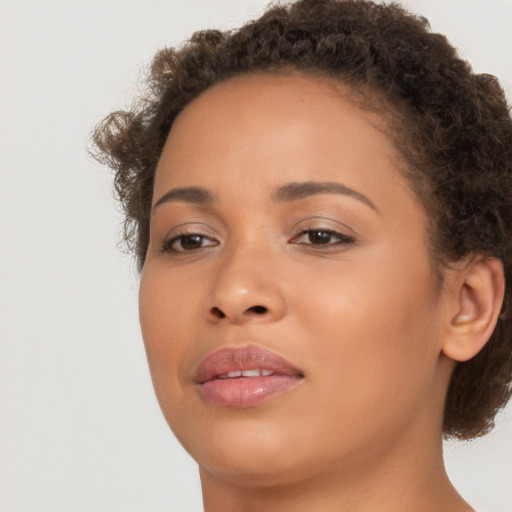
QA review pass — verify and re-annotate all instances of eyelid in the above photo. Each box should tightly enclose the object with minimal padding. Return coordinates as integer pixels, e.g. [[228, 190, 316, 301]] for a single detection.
[[286, 214, 358, 249], [290, 216, 356, 237], [159, 222, 221, 253], [161, 221, 221, 240], [161, 232, 219, 253], [289, 227, 355, 246]]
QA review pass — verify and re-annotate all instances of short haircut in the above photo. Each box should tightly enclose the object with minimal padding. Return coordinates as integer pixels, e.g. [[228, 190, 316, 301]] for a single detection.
[[91, 0, 512, 439]]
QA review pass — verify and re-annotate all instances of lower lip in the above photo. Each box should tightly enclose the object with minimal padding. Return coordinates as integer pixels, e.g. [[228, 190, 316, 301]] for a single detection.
[[198, 375, 303, 407]]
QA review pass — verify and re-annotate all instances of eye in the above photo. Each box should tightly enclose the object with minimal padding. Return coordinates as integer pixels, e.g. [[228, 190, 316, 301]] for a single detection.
[[290, 228, 354, 247], [162, 233, 219, 253]]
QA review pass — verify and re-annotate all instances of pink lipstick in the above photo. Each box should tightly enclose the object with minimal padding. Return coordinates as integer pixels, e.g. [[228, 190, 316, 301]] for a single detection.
[[195, 345, 304, 407]]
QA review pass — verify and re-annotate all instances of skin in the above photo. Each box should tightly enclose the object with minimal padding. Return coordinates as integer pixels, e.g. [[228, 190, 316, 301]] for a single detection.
[[138, 73, 494, 511]]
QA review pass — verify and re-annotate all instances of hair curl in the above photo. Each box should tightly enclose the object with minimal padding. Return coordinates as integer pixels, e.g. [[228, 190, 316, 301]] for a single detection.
[[90, 0, 512, 439]]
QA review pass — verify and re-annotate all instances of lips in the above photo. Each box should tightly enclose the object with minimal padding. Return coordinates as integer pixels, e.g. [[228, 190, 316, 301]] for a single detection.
[[194, 345, 304, 407]]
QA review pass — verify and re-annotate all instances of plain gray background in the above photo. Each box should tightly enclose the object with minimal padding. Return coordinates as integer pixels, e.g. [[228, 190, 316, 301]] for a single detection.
[[1, 1, 511, 511]]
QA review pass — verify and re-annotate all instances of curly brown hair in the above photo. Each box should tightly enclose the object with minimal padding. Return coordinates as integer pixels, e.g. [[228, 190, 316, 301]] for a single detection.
[[90, 0, 512, 439]]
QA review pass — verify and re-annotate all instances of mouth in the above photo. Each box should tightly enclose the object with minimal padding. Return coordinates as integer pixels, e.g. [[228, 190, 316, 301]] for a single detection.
[[194, 345, 305, 408]]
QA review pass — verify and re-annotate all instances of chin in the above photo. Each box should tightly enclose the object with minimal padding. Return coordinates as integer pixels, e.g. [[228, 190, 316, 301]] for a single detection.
[[170, 409, 317, 487]]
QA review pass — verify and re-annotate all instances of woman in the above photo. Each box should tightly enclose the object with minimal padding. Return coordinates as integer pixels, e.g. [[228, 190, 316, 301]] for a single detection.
[[91, 0, 512, 510]]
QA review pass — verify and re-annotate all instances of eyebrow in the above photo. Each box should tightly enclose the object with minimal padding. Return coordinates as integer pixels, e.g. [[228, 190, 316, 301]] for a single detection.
[[274, 181, 377, 211], [152, 181, 377, 212], [153, 186, 215, 211]]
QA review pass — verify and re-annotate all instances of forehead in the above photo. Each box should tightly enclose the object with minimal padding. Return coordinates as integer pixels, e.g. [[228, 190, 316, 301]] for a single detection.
[[164, 72, 393, 154], [155, 72, 411, 209]]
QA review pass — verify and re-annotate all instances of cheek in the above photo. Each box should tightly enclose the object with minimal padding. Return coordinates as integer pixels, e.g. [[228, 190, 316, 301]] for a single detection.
[[293, 251, 443, 415], [138, 267, 200, 405]]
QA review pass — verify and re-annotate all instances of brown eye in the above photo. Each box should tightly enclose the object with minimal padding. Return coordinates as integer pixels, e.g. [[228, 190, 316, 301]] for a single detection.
[[290, 229, 354, 247], [179, 234, 205, 250], [162, 233, 218, 253], [308, 230, 334, 244]]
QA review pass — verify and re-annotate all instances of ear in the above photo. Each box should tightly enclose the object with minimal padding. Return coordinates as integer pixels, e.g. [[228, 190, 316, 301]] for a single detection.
[[442, 257, 505, 362]]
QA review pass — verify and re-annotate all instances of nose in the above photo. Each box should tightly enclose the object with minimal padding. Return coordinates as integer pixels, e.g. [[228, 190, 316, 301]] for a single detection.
[[205, 246, 287, 325]]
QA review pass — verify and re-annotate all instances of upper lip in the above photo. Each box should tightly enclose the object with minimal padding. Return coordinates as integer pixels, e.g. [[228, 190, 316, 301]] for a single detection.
[[194, 345, 304, 384]]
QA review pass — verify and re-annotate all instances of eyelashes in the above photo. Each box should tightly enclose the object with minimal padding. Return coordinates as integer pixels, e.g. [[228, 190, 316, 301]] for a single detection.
[[161, 233, 219, 253], [161, 227, 355, 255], [289, 229, 354, 247]]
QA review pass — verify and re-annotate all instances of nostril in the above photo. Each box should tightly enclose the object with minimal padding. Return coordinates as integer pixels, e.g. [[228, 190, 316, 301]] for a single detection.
[[210, 307, 226, 318], [247, 305, 268, 314]]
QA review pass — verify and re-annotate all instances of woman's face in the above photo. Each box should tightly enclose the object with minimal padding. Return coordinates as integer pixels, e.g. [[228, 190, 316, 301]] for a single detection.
[[139, 73, 454, 485]]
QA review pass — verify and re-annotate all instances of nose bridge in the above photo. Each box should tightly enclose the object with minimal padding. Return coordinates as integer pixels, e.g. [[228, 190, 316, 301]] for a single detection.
[[206, 236, 286, 324]]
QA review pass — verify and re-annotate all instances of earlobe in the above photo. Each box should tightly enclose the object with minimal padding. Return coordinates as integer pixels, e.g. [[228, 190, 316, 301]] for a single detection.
[[442, 257, 505, 362]]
